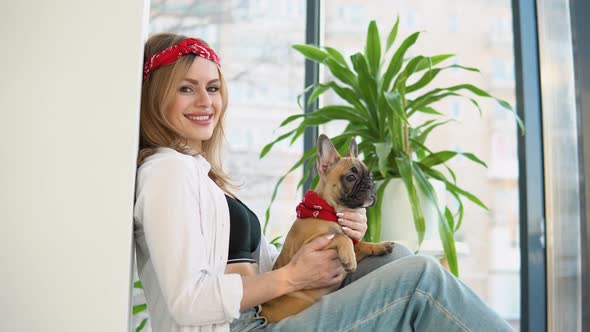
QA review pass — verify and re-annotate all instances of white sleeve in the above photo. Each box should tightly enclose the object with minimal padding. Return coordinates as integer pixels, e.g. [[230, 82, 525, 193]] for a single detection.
[[257, 233, 281, 273], [134, 156, 242, 325]]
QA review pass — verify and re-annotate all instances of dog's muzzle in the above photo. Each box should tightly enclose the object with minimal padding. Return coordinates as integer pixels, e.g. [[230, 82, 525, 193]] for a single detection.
[[342, 178, 377, 208]]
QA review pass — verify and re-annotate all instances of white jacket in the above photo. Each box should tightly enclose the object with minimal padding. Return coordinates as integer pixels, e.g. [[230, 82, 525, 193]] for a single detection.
[[134, 147, 279, 332]]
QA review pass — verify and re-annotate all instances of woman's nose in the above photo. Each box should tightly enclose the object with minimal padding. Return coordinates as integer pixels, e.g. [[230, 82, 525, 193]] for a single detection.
[[195, 88, 212, 108]]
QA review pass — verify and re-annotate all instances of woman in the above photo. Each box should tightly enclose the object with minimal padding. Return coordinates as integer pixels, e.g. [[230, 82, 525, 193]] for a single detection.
[[134, 32, 513, 331]]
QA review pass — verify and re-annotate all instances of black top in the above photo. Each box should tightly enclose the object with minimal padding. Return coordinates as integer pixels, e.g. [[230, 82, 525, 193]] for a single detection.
[[225, 195, 261, 264]]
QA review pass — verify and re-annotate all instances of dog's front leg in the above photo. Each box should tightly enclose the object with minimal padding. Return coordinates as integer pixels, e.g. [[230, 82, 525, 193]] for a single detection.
[[354, 241, 395, 262], [324, 233, 357, 272]]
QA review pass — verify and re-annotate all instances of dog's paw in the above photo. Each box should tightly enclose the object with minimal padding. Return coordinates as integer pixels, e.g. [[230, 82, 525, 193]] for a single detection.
[[375, 241, 395, 255], [340, 253, 357, 272]]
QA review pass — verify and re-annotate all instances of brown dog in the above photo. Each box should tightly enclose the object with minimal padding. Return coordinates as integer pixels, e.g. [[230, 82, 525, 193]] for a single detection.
[[260, 134, 394, 323]]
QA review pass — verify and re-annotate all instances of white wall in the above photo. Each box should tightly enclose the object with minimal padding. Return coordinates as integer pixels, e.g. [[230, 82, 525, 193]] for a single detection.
[[0, 1, 147, 331]]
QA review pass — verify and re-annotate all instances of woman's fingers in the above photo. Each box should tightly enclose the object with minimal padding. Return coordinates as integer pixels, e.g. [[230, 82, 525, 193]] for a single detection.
[[341, 226, 363, 241], [337, 208, 367, 224], [337, 208, 368, 241]]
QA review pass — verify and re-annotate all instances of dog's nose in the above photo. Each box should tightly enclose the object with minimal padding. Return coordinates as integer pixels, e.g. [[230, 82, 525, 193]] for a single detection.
[[360, 180, 372, 189]]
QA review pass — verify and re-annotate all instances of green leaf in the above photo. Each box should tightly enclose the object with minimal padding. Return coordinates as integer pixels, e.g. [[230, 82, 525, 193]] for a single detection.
[[278, 113, 306, 128], [325, 47, 349, 67], [423, 84, 524, 132], [460, 152, 488, 168], [444, 207, 455, 233], [324, 57, 358, 90], [292, 44, 329, 63], [313, 105, 368, 123], [297, 159, 314, 190], [406, 68, 441, 93], [444, 163, 457, 183], [133, 304, 147, 315], [382, 31, 420, 91], [307, 84, 330, 107], [365, 20, 382, 77], [409, 137, 432, 154], [351, 53, 378, 103], [422, 166, 488, 210], [415, 107, 445, 116], [419, 150, 487, 169], [408, 91, 462, 114], [416, 119, 438, 131], [442, 64, 480, 73], [448, 190, 465, 231], [414, 54, 455, 71], [269, 236, 283, 250], [419, 151, 458, 168], [136, 318, 148, 332], [447, 182, 488, 210], [259, 128, 298, 158], [396, 154, 425, 244], [324, 82, 371, 120], [296, 83, 318, 110], [381, 93, 404, 153], [393, 55, 428, 92], [411, 163, 459, 276], [350, 53, 379, 128], [414, 119, 456, 146], [375, 142, 392, 178], [385, 16, 400, 52], [384, 91, 409, 125]]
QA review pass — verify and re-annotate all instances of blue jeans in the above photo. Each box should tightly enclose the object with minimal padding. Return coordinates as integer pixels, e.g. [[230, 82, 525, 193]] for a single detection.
[[232, 245, 513, 331]]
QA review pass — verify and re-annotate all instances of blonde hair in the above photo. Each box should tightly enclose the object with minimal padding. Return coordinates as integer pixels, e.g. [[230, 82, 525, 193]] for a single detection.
[[138, 32, 235, 193]]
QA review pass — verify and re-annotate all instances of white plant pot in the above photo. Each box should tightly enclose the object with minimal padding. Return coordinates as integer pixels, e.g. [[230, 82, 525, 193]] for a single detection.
[[379, 178, 447, 252]]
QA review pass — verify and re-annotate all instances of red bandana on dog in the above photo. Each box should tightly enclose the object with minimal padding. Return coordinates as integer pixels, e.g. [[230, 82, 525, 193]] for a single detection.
[[296, 190, 359, 244], [143, 38, 221, 80]]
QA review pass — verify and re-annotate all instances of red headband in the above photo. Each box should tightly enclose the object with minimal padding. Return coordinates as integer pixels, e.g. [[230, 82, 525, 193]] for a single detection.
[[143, 38, 221, 80]]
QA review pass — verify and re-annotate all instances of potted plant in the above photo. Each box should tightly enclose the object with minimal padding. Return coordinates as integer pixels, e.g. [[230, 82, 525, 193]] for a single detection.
[[260, 18, 524, 276]]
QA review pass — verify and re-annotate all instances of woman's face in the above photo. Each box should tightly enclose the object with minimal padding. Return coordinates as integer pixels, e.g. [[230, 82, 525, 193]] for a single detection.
[[165, 57, 222, 152]]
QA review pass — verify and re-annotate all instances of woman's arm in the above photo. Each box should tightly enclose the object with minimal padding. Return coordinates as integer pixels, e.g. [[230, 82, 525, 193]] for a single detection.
[[136, 154, 345, 325], [135, 155, 242, 325], [240, 235, 345, 311]]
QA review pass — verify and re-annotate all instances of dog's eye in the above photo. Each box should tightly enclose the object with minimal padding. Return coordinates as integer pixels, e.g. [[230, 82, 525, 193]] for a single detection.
[[346, 174, 356, 182]]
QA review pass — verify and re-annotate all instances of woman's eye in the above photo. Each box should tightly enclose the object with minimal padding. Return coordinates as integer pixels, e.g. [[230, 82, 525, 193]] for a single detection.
[[207, 86, 220, 93], [346, 174, 356, 182], [179, 86, 193, 93]]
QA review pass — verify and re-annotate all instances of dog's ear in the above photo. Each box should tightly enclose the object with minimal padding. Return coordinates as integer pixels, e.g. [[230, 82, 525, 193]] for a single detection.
[[317, 134, 341, 176], [345, 137, 358, 158]]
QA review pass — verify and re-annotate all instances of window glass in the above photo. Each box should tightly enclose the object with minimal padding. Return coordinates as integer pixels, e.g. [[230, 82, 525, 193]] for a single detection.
[[323, 0, 520, 329]]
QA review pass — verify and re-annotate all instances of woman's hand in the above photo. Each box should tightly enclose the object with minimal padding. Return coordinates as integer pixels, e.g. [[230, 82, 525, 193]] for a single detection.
[[283, 235, 345, 291], [337, 208, 367, 242]]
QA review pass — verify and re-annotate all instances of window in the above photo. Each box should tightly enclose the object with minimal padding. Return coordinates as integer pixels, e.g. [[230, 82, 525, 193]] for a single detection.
[[323, 0, 521, 329]]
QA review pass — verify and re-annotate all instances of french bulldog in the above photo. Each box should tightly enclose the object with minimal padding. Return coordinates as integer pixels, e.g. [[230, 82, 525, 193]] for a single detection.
[[260, 134, 394, 323]]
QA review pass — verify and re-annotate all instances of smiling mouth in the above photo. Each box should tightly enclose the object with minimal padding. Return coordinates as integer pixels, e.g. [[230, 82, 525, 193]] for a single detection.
[[185, 114, 213, 122]]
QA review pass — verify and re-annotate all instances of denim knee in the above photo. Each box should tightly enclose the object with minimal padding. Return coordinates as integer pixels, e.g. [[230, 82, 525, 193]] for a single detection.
[[408, 255, 452, 293], [391, 242, 414, 258]]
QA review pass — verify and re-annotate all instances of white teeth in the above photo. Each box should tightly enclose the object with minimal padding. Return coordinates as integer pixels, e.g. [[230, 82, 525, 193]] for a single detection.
[[186, 115, 210, 121]]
